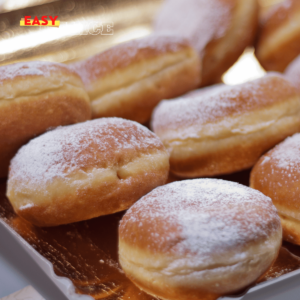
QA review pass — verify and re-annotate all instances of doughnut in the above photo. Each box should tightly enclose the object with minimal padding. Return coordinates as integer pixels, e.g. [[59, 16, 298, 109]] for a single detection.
[[72, 34, 201, 124], [251, 133, 300, 246], [256, 0, 300, 72], [154, 0, 258, 86], [285, 54, 300, 92], [0, 61, 91, 178], [6, 118, 169, 227], [151, 73, 300, 178], [183, 83, 228, 98], [119, 179, 282, 300]]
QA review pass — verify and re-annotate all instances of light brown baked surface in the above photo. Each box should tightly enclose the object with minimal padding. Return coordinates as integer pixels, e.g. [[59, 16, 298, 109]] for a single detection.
[[0, 61, 91, 178], [151, 73, 300, 178], [7, 118, 169, 227], [72, 34, 201, 123], [256, 0, 300, 72], [250, 133, 300, 245], [119, 179, 282, 300], [154, 0, 258, 86], [285, 54, 300, 92]]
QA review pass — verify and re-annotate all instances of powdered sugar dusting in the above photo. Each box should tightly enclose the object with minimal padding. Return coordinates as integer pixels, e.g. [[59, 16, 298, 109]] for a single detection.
[[19, 203, 34, 210], [252, 133, 300, 212], [152, 74, 294, 138], [154, 0, 233, 55], [72, 34, 190, 85], [183, 84, 230, 98], [269, 133, 300, 170], [121, 179, 280, 257], [262, 0, 293, 24], [9, 118, 163, 189], [0, 61, 73, 83], [285, 54, 300, 91]]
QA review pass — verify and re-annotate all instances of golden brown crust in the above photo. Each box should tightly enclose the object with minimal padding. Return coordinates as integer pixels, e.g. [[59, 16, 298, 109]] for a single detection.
[[0, 61, 91, 178], [73, 35, 193, 85], [119, 179, 282, 300], [279, 214, 300, 245], [250, 133, 300, 245], [152, 74, 300, 177], [169, 123, 300, 178], [154, 0, 258, 86], [16, 164, 168, 227], [72, 34, 201, 124], [256, 0, 300, 72], [7, 118, 170, 227]]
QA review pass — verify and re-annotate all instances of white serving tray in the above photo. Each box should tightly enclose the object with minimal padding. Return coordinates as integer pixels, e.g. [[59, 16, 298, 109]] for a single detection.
[[0, 219, 93, 300], [2, 216, 300, 300]]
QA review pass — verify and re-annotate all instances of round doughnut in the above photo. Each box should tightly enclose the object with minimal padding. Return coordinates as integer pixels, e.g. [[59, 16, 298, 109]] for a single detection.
[[251, 133, 300, 246], [0, 61, 91, 178], [285, 54, 300, 92], [151, 73, 300, 178], [72, 34, 201, 124], [119, 179, 282, 300], [256, 0, 300, 72], [6, 118, 169, 227], [154, 0, 258, 86]]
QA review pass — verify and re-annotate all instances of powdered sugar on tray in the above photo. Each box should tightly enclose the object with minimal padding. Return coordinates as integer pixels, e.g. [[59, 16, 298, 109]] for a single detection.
[[154, 0, 233, 54], [121, 179, 280, 257], [0, 61, 70, 83], [8, 118, 163, 188]]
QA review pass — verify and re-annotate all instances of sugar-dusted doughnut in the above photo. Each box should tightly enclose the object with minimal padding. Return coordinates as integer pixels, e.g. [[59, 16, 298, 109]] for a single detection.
[[285, 54, 300, 92], [183, 83, 229, 98], [154, 0, 258, 86], [251, 133, 300, 245], [256, 0, 300, 72], [119, 179, 282, 300], [0, 61, 91, 178], [6, 118, 169, 227], [72, 34, 201, 124], [151, 73, 300, 178]]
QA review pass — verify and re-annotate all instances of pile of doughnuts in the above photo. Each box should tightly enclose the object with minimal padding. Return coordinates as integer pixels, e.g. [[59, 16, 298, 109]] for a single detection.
[[3, 0, 300, 299]]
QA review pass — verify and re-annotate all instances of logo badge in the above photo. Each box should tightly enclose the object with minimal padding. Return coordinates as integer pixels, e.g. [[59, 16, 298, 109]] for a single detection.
[[20, 16, 60, 27]]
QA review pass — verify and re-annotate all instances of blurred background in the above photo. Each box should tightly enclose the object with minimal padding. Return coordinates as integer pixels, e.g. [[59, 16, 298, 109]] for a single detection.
[[0, 0, 285, 85]]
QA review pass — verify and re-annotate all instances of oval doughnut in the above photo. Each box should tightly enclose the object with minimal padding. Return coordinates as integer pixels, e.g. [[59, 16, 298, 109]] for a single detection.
[[6, 118, 169, 227], [251, 133, 300, 246], [72, 34, 201, 124], [119, 179, 282, 300], [0, 61, 91, 178], [151, 73, 300, 178]]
